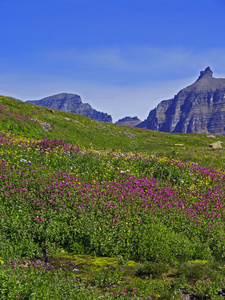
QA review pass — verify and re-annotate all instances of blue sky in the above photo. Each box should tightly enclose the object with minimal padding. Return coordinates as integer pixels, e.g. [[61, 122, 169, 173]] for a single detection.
[[1, 0, 225, 121]]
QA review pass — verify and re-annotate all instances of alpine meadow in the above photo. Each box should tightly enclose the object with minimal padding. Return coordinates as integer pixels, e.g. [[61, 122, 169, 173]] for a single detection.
[[1, 96, 225, 299]]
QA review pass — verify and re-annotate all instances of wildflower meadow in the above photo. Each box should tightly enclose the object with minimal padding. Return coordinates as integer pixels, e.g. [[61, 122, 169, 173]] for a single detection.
[[1, 130, 225, 299]]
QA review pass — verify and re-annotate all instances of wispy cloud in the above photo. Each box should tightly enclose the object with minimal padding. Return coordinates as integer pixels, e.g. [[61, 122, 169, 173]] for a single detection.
[[40, 46, 225, 77]]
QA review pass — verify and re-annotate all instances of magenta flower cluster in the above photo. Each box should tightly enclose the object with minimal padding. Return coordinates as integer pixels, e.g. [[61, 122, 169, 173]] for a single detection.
[[1, 133, 225, 261]]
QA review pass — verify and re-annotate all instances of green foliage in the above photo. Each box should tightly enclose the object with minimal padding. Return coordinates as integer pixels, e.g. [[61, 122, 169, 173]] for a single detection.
[[90, 267, 123, 288], [0, 263, 116, 299], [178, 261, 211, 280], [1, 94, 225, 298], [135, 262, 170, 278]]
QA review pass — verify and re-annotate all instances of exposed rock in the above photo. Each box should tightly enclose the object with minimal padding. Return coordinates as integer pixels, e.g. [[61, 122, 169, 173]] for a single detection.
[[137, 67, 225, 135], [115, 116, 142, 127], [39, 121, 52, 132], [210, 141, 222, 149], [123, 131, 137, 139], [197, 66, 213, 80], [174, 144, 184, 146], [30, 118, 53, 131], [27, 93, 112, 123]]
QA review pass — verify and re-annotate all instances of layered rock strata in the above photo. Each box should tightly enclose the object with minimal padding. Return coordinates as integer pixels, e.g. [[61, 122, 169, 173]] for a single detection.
[[137, 67, 225, 135]]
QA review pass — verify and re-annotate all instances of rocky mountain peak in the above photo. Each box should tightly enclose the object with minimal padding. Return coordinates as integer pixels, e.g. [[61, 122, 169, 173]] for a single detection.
[[26, 93, 112, 123], [197, 67, 213, 80], [137, 68, 225, 135]]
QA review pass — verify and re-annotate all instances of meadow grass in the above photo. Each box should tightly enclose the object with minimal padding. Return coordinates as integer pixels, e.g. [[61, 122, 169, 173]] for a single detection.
[[1, 131, 225, 299], [1, 96, 225, 298]]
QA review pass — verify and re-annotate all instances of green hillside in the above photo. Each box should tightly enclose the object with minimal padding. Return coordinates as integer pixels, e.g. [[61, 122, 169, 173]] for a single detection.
[[1, 95, 225, 169]]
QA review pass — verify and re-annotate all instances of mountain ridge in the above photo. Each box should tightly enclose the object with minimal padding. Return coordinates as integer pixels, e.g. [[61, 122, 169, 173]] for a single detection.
[[26, 93, 112, 123], [137, 67, 225, 135], [115, 116, 142, 127]]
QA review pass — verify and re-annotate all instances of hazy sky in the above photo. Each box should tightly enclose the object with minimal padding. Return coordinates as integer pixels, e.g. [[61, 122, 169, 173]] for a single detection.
[[1, 0, 225, 122]]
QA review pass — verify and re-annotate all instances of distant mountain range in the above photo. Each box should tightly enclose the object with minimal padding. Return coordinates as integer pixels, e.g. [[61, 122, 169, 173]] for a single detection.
[[137, 67, 225, 135], [27, 93, 112, 123], [26, 93, 142, 127], [115, 116, 142, 127], [26, 67, 225, 135]]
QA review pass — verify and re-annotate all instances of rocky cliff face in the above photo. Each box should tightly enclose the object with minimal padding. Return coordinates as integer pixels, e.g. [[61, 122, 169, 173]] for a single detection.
[[27, 93, 112, 123], [137, 67, 225, 135], [115, 116, 142, 127]]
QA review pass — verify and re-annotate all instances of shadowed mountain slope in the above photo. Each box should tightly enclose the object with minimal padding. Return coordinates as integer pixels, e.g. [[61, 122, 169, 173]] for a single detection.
[[27, 93, 112, 123], [137, 67, 225, 135]]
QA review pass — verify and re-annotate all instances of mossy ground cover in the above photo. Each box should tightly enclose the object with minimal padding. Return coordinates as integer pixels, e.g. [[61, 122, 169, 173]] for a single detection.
[[1, 97, 225, 298]]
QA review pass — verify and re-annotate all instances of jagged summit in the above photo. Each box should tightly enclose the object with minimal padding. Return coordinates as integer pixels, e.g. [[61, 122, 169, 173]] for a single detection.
[[137, 68, 225, 135], [197, 67, 213, 80], [182, 67, 225, 92]]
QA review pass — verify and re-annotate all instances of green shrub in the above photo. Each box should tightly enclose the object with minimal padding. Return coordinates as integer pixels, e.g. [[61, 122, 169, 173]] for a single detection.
[[135, 261, 170, 278]]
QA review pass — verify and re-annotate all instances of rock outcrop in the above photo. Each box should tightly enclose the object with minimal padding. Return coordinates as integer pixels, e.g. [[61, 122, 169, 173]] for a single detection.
[[210, 141, 222, 149], [115, 116, 142, 127], [27, 93, 112, 123], [137, 67, 225, 135]]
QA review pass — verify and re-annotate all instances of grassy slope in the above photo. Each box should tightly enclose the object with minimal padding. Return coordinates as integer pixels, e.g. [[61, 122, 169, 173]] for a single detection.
[[1, 95, 225, 298], [1, 95, 225, 169]]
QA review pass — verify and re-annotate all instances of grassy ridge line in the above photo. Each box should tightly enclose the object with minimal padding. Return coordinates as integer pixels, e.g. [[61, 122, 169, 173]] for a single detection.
[[1, 95, 225, 169]]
